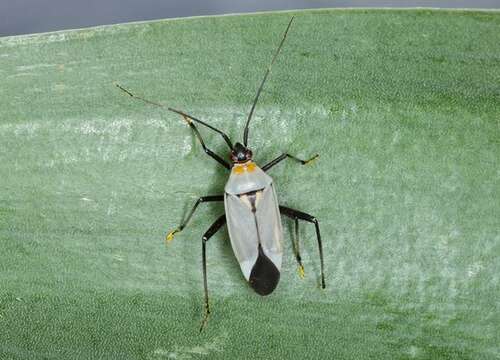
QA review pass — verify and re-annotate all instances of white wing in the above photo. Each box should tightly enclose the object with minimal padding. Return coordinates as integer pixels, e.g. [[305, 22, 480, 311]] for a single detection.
[[225, 193, 259, 280], [224, 183, 283, 281], [254, 184, 283, 269]]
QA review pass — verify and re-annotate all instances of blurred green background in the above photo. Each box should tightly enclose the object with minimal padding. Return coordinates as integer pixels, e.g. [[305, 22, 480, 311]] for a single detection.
[[0, 9, 499, 359]]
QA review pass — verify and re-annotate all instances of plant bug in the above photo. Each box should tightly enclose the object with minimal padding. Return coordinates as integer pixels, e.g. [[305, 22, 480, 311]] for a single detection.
[[116, 16, 325, 331]]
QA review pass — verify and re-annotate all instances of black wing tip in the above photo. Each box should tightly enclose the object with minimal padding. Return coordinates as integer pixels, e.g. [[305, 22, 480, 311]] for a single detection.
[[249, 245, 280, 296]]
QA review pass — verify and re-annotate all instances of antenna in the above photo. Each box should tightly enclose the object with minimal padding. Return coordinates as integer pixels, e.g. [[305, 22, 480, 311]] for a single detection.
[[243, 16, 295, 147], [115, 83, 233, 149]]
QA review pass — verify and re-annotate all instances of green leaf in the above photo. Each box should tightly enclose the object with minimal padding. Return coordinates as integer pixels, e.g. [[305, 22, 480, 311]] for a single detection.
[[1, 9, 499, 359]]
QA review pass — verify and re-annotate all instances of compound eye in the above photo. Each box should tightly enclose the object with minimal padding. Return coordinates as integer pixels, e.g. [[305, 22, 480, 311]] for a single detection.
[[246, 150, 253, 159]]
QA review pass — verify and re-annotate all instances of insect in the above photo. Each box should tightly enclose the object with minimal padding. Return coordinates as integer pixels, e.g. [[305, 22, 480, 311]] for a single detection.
[[116, 16, 325, 330]]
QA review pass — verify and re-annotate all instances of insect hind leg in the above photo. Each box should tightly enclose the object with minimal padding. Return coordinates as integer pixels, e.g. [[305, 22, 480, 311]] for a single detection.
[[200, 214, 226, 332], [293, 218, 305, 279], [279, 206, 326, 289]]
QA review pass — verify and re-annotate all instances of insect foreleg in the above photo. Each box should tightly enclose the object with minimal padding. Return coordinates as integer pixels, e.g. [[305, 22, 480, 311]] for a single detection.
[[115, 84, 233, 169], [180, 115, 231, 169], [262, 153, 319, 172], [200, 214, 227, 332], [279, 206, 325, 289], [166, 195, 224, 243]]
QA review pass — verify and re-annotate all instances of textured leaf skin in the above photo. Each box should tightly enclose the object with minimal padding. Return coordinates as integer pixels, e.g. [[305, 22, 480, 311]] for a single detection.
[[1, 9, 499, 360]]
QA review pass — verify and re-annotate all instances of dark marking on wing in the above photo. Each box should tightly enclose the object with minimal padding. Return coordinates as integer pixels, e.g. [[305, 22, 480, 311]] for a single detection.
[[237, 188, 264, 213], [249, 244, 280, 296]]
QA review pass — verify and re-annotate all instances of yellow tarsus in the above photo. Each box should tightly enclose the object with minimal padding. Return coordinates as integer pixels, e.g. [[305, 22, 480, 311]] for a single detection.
[[304, 154, 319, 165], [298, 265, 305, 279], [166, 229, 179, 243]]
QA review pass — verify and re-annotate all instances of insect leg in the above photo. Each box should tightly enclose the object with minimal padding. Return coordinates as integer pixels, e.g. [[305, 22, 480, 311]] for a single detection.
[[293, 218, 305, 279], [166, 195, 224, 243], [279, 206, 325, 289], [262, 153, 319, 172], [180, 114, 231, 169], [115, 84, 232, 169], [200, 214, 227, 332], [168, 107, 233, 150]]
